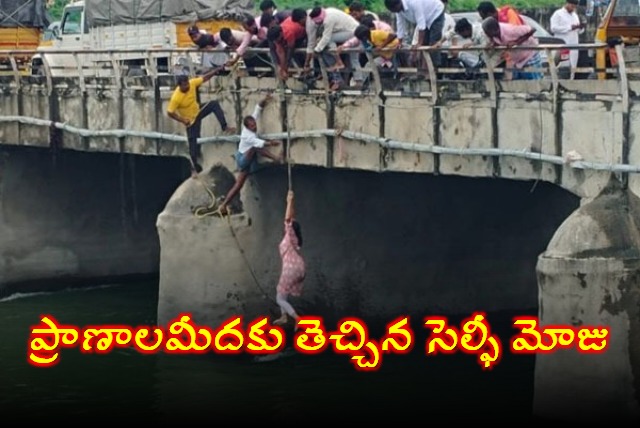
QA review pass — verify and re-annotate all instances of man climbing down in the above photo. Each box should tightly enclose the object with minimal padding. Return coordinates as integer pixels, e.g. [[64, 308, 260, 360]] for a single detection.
[[273, 190, 305, 326], [166, 67, 236, 177], [217, 93, 282, 215]]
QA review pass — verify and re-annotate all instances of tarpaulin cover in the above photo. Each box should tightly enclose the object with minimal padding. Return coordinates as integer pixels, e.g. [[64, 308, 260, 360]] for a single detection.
[[0, 0, 50, 28], [85, 0, 255, 27]]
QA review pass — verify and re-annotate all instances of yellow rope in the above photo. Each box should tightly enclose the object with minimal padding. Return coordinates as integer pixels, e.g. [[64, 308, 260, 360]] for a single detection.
[[193, 176, 222, 218], [191, 176, 275, 304]]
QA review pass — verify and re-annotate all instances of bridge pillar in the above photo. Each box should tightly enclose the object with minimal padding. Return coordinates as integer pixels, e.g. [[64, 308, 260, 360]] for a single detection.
[[156, 164, 268, 327], [534, 176, 640, 423]]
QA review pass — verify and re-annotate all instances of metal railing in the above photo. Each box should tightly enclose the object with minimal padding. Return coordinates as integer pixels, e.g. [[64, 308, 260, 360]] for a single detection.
[[0, 43, 618, 97]]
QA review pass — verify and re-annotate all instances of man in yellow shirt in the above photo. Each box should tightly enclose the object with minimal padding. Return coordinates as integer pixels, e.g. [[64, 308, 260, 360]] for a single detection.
[[338, 24, 399, 70], [167, 67, 236, 176]]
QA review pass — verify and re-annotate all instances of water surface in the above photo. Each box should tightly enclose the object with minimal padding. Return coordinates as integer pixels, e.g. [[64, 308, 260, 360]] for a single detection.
[[0, 281, 538, 423]]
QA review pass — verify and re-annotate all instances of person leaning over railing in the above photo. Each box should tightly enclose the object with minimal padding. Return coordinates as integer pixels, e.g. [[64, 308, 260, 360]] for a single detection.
[[359, 13, 392, 32], [337, 24, 400, 72], [187, 25, 231, 70], [440, 18, 487, 69], [482, 16, 542, 80], [225, 17, 267, 69], [303, 6, 363, 91], [384, 0, 446, 79], [267, 9, 308, 82]]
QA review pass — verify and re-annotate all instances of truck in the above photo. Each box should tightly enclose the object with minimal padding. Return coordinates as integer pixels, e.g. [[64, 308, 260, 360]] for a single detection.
[[591, 0, 640, 79], [0, 0, 50, 75], [31, 0, 252, 77]]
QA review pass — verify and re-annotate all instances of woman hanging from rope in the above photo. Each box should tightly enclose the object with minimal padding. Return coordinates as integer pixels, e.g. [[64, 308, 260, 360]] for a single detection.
[[273, 190, 305, 326]]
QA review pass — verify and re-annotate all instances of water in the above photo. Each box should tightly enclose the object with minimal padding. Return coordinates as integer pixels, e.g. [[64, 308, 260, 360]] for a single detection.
[[0, 281, 540, 423]]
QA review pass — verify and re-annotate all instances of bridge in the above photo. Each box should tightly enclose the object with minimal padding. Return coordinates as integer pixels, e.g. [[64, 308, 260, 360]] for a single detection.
[[1, 46, 639, 423]]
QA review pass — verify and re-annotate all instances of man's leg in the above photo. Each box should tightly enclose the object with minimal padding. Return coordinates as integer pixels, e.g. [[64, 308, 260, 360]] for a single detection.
[[186, 121, 202, 174], [319, 49, 343, 90], [198, 100, 236, 134], [218, 170, 249, 214], [424, 13, 445, 76], [257, 147, 282, 163]]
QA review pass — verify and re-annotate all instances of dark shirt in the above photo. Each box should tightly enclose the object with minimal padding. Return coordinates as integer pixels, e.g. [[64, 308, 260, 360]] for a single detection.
[[194, 33, 218, 49]]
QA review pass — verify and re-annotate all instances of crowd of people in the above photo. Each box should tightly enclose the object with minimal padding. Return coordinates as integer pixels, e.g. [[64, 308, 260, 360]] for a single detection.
[[180, 0, 586, 88], [166, 0, 588, 325], [169, 0, 587, 178]]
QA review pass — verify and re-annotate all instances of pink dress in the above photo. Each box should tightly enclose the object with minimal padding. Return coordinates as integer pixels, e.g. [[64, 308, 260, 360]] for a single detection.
[[276, 220, 306, 296]]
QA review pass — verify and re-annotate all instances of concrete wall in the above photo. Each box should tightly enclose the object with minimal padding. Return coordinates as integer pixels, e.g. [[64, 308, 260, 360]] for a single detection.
[[0, 145, 188, 296], [0, 75, 633, 201], [0, 74, 632, 309]]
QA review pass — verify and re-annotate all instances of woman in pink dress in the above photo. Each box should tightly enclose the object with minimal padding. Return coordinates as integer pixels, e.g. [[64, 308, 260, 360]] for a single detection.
[[273, 190, 305, 326]]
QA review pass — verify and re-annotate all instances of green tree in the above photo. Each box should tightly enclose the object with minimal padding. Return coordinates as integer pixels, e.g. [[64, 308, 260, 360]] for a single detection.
[[48, 0, 69, 21]]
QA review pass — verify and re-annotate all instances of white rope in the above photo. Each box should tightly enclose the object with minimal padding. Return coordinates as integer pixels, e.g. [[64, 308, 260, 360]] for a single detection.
[[1, 115, 639, 173]]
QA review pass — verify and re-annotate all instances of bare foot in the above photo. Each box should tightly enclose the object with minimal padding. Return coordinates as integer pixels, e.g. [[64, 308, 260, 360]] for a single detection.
[[216, 205, 229, 216], [273, 315, 288, 326], [223, 127, 237, 135], [329, 81, 341, 91]]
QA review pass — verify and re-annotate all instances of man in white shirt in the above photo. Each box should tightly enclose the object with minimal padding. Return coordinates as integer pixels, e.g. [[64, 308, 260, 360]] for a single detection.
[[445, 18, 488, 68], [303, 6, 363, 90], [384, 0, 446, 75], [218, 93, 281, 215], [550, 0, 584, 79]]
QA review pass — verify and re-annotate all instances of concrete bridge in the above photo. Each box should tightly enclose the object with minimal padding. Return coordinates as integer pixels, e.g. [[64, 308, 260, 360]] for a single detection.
[[1, 46, 639, 423]]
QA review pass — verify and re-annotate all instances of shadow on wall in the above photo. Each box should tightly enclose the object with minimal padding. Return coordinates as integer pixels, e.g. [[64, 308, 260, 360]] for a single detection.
[[238, 165, 581, 322], [0, 146, 192, 295]]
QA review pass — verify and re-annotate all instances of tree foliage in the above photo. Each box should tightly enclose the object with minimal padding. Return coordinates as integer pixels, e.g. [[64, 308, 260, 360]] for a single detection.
[[274, 0, 564, 13]]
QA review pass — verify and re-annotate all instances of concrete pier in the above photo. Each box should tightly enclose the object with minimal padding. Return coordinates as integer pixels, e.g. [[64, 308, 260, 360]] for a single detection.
[[535, 177, 640, 423], [157, 163, 579, 324]]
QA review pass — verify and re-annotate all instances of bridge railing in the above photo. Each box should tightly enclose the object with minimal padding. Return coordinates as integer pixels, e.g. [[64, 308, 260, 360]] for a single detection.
[[0, 43, 622, 96]]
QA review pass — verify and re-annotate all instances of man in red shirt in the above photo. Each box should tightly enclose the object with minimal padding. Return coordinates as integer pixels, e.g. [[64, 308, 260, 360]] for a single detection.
[[267, 8, 308, 81]]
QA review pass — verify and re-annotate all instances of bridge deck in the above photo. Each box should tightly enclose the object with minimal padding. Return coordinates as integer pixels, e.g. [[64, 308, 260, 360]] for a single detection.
[[1, 45, 640, 199]]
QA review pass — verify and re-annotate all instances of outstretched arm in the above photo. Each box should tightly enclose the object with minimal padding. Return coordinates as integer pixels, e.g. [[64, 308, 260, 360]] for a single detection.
[[259, 91, 273, 108], [201, 65, 225, 83], [285, 190, 294, 222]]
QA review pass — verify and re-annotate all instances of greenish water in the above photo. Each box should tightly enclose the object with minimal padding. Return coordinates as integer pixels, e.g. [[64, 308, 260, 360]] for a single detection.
[[0, 281, 539, 424]]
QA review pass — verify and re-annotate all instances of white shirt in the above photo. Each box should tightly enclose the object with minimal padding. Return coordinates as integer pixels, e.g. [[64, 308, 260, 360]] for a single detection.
[[395, 0, 445, 42], [306, 7, 360, 53], [550, 7, 583, 45], [442, 22, 487, 47], [550, 6, 584, 69], [443, 13, 455, 37], [238, 104, 265, 154]]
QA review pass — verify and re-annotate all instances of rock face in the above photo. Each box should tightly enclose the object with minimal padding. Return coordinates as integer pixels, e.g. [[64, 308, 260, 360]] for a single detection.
[[535, 176, 640, 423]]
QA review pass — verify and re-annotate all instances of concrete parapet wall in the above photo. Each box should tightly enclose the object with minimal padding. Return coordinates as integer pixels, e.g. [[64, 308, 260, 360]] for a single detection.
[[0, 145, 188, 295], [0, 75, 635, 200]]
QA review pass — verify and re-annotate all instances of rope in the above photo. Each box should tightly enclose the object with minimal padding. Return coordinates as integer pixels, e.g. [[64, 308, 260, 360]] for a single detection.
[[278, 84, 294, 192], [192, 176, 276, 305]]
